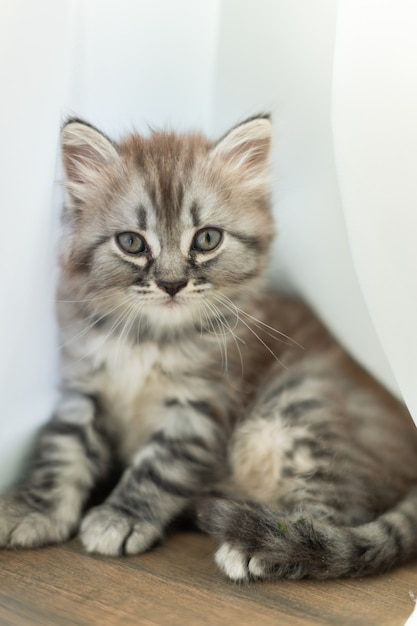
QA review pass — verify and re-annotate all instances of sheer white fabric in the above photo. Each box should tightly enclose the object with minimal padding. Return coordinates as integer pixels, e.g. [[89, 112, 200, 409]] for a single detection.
[[332, 0, 417, 419], [1, 0, 415, 488]]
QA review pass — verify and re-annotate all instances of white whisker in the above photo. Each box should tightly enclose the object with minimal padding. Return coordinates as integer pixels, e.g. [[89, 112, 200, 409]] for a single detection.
[[218, 293, 304, 350], [200, 301, 227, 371], [115, 301, 141, 365], [59, 298, 128, 350], [57, 293, 116, 304], [213, 294, 288, 369], [208, 298, 245, 379], [204, 300, 230, 373]]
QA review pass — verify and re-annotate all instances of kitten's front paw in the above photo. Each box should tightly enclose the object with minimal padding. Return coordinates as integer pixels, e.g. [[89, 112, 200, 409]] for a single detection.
[[80, 504, 162, 556], [0, 493, 75, 549]]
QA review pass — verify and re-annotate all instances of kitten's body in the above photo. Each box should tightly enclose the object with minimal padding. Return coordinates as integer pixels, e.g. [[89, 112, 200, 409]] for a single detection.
[[1, 116, 417, 580]]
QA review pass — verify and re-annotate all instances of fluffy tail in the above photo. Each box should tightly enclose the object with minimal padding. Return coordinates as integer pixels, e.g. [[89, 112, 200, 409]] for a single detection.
[[196, 490, 417, 581]]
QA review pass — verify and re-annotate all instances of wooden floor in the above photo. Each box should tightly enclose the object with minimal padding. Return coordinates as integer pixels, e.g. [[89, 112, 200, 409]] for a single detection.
[[1, 531, 417, 626]]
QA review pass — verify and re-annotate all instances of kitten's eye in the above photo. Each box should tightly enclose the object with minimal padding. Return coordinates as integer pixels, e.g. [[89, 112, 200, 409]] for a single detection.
[[116, 232, 147, 255], [192, 228, 223, 252]]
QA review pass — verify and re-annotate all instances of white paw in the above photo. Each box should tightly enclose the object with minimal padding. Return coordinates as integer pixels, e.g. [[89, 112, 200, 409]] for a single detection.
[[214, 543, 270, 581], [80, 504, 161, 556], [214, 543, 249, 581], [0, 493, 74, 548], [247, 555, 267, 579]]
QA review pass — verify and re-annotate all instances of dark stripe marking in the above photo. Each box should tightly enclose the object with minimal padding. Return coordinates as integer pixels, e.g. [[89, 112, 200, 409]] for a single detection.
[[20, 490, 53, 513], [229, 231, 262, 250], [150, 430, 209, 453], [379, 519, 404, 558], [190, 201, 200, 227], [137, 205, 148, 231], [110, 497, 155, 523], [47, 421, 99, 462], [73, 236, 109, 272], [133, 463, 194, 498], [165, 398, 182, 408], [281, 399, 323, 419], [149, 434, 211, 469], [188, 401, 214, 419], [261, 374, 305, 405]]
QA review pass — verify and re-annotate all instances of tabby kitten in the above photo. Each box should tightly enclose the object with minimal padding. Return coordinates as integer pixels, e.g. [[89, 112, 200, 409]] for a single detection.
[[1, 115, 417, 581]]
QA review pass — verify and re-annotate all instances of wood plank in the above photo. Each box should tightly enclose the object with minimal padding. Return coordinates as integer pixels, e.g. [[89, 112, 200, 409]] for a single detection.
[[0, 532, 416, 626]]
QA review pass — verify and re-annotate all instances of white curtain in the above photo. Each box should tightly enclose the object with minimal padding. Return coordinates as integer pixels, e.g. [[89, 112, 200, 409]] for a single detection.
[[1, 0, 416, 489], [332, 0, 417, 419]]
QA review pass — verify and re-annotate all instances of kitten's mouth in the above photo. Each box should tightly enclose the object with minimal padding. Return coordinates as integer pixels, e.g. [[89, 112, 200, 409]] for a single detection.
[[163, 297, 181, 309]]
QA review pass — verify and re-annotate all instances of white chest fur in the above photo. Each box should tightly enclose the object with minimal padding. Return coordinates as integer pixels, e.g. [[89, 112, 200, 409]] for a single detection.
[[100, 340, 159, 404], [62, 326, 213, 460], [76, 336, 161, 458], [86, 335, 206, 459]]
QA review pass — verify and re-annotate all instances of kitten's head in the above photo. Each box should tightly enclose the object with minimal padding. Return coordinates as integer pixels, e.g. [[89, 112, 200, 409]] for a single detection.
[[60, 115, 274, 334]]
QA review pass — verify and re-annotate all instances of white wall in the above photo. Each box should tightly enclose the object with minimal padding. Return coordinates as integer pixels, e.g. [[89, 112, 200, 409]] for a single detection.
[[64, 0, 220, 134], [0, 1, 66, 486]]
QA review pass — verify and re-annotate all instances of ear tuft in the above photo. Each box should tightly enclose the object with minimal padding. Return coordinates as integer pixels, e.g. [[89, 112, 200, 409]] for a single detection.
[[211, 115, 272, 186], [61, 120, 120, 203]]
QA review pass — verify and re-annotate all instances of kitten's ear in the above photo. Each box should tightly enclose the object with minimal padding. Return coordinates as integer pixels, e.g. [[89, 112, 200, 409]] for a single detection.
[[211, 115, 272, 187], [61, 119, 121, 204]]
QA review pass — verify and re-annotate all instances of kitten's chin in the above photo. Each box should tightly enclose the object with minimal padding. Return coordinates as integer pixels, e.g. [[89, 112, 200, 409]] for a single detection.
[[143, 301, 200, 332]]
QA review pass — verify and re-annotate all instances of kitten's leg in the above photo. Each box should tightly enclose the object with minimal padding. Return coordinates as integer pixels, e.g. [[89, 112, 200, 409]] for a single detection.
[[197, 365, 379, 581], [80, 400, 225, 556], [0, 392, 110, 548]]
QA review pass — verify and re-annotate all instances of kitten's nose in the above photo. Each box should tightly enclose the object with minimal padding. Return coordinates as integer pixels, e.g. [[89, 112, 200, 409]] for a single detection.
[[157, 280, 188, 297]]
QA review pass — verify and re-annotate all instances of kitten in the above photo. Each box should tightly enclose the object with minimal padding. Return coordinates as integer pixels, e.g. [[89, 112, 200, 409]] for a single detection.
[[1, 115, 417, 582]]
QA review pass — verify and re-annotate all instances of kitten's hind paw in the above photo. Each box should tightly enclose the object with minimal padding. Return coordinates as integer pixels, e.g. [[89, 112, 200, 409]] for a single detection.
[[214, 543, 300, 581], [80, 503, 162, 556], [0, 492, 75, 549], [197, 498, 270, 581], [214, 543, 250, 581], [196, 497, 307, 581], [214, 543, 273, 582]]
